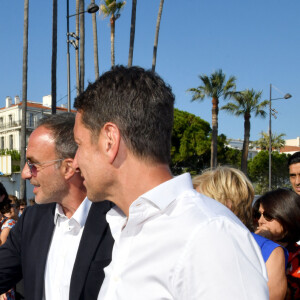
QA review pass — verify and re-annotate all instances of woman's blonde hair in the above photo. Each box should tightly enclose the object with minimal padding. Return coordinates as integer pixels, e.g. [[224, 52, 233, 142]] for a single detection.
[[193, 166, 254, 231]]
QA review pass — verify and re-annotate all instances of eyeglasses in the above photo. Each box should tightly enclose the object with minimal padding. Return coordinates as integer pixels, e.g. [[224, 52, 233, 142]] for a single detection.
[[254, 211, 274, 222], [26, 159, 63, 176]]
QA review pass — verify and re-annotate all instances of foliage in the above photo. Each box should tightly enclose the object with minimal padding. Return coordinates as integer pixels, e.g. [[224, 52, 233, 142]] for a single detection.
[[252, 131, 286, 151], [248, 151, 290, 194], [217, 135, 242, 168], [100, 0, 126, 18], [221, 89, 268, 174], [0, 150, 21, 172], [187, 69, 236, 102], [171, 109, 211, 175], [170, 109, 241, 175], [186, 69, 236, 168]]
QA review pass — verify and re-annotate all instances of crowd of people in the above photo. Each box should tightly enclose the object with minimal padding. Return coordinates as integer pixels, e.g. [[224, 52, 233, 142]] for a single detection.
[[0, 65, 298, 299]]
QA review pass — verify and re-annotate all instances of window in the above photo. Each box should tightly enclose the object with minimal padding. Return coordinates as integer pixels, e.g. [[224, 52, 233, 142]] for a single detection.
[[9, 135, 13, 150], [8, 115, 12, 126], [1, 137, 4, 149]]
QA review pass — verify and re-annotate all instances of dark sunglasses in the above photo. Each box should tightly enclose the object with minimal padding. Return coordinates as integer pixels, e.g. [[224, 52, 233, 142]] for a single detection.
[[26, 159, 63, 177], [254, 211, 273, 222]]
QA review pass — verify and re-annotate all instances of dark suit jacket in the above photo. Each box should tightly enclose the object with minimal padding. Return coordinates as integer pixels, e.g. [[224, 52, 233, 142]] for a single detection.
[[0, 200, 114, 300]]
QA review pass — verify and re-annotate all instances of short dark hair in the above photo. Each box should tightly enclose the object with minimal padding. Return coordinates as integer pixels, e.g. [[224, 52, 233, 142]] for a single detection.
[[288, 151, 300, 167], [74, 66, 175, 164], [0, 199, 12, 215], [253, 188, 300, 244], [38, 113, 77, 159], [0, 182, 8, 201]]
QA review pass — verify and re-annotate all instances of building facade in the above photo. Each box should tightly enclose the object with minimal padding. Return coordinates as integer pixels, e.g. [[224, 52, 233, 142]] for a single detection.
[[0, 95, 69, 151]]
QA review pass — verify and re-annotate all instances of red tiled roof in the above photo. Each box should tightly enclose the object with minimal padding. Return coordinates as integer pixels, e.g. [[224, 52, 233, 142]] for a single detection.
[[0, 101, 76, 112], [280, 145, 300, 153]]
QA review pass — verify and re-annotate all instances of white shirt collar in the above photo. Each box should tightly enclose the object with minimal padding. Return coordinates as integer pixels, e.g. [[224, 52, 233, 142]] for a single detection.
[[139, 173, 193, 210], [54, 197, 92, 227]]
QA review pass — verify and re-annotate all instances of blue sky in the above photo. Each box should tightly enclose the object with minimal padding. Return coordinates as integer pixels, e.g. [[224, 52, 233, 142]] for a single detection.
[[0, 0, 299, 141]]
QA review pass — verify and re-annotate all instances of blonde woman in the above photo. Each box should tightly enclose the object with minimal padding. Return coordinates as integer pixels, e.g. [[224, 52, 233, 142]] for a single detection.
[[193, 166, 287, 300]]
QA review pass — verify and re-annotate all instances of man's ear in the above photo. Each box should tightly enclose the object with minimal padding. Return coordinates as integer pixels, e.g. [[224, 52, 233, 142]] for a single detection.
[[62, 158, 77, 180], [101, 122, 121, 164]]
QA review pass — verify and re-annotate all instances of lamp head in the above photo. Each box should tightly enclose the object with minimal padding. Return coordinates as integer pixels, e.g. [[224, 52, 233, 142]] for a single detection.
[[284, 93, 292, 99], [87, 3, 99, 13]]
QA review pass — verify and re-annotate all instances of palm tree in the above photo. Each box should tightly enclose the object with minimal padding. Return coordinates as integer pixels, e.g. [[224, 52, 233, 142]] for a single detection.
[[79, 0, 85, 93], [51, 0, 57, 114], [152, 0, 164, 72], [221, 89, 269, 174], [187, 69, 236, 168], [253, 131, 286, 151], [128, 0, 137, 67], [20, 0, 29, 200], [91, 0, 99, 79], [76, 0, 80, 95], [100, 0, 126, 67]]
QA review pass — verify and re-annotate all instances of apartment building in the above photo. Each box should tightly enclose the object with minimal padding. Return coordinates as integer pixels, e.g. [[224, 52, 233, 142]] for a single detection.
[[0, 95, 69, 151]]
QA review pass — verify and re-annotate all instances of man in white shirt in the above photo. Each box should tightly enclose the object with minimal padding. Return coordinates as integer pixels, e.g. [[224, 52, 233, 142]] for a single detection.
[[0, 113, 113, 300], [73, 66, 269, 299]]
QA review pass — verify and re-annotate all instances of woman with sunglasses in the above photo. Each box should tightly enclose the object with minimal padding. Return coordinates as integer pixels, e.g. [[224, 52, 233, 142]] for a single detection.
[[193, 166, 288, 300], [253, 188, 300, 300]]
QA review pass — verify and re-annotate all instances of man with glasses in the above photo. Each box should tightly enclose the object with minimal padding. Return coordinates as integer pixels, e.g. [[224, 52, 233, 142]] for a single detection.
[[0, 113, 113, 300]]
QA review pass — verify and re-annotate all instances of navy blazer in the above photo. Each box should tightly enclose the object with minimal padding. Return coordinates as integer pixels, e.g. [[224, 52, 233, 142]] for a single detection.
[[0, 200, 114, 300]]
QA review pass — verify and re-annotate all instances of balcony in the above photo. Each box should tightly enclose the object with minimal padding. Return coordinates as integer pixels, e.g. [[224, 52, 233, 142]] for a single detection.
[[0, 119, 38, 131]]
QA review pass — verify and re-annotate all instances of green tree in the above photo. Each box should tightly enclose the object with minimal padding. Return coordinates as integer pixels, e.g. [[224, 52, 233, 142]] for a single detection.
[[248, 151, 290, 194], [217, 135, 242, 168], [152, 0, 164, 72], [221, 89, 268, 175], [187, 69, 236, 168], [100, 0, 126, 67], [128, 0, 137, 67], [253, 131, 286, 151], [171, 109, 211, 175]]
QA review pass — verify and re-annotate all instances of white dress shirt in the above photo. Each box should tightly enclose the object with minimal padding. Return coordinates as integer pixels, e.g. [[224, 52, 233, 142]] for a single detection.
[[44, 197, 92, 300], [98, 173, 269, 300]]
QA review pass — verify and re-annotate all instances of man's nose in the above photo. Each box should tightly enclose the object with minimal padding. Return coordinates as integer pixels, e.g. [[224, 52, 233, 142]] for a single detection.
[[21, 162, 32, 180]]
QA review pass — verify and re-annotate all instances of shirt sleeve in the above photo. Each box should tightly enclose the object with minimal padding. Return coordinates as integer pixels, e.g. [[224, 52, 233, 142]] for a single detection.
[[1, 219, 16, 230], [173, 217, 269, 300], [0, 217, 22, 293]]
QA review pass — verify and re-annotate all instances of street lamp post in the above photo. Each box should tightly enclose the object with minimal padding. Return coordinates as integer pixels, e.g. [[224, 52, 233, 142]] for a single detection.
[[66, 0, 99, 112], [268, 83, 292, 191]]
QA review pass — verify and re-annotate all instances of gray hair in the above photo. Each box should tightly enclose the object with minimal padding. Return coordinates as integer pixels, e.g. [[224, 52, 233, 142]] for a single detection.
[[37, 112, 77, 159]]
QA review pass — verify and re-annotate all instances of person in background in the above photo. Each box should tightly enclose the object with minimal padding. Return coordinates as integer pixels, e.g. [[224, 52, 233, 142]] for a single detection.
[[193, 166, 288, 300], [0, 199, 19, 300], [253, 188, 300, 300], [288, 152, 300, 196], [16, 199, 27, 217], [0, 183, 9, 222], [73, 65, 268, 299]]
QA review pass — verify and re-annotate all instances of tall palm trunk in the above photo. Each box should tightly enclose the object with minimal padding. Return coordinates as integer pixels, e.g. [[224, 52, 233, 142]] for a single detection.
[[152, 0, 164, 72], [241, 114, 251, 175], [20, 0, 29, 200], [76, 0, 80, 95], [128, 0, 137, 67], [110, 15, 115, 67], [91, 0, 99, 79], [211, 97, 218, 168], [51, 0, 57, 114], [79, 0, 85, 93]]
